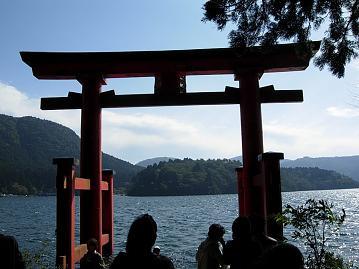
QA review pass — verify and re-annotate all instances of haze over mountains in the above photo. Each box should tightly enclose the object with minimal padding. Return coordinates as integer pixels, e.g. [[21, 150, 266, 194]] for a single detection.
[[0, 114, 358, 195]]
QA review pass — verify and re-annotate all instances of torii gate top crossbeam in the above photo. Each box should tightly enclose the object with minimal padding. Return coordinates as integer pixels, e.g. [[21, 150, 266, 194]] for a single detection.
[[20, 41, 320, 80]]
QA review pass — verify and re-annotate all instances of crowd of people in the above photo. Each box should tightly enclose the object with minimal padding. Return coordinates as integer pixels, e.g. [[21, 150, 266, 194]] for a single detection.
[[106, 213, 304, 269], [196, 216, 304, 269], [1, 213, 304, 269]]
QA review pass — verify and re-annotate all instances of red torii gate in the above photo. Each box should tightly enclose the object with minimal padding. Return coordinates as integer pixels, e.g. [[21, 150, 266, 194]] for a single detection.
[[21, 41, 320, 269]]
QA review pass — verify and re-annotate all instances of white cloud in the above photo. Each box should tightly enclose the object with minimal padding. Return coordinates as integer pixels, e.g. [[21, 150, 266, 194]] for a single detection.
[[102, 110, 241, 158], [0, 82, 82, 133], [0, 83, 241, 161], [263, 120, 359, 159], [0, 83, 39, 116], [326, 106, 359, 118], [1, 82, 358, 163]]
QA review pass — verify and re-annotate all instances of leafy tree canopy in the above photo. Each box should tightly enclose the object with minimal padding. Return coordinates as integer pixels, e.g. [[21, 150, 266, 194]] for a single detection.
[[202, 0, 359, 77]]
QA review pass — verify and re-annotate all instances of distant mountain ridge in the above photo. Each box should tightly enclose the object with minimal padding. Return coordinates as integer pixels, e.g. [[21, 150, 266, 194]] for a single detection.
[[281, 156, 359, 181], [136, 157, 177, 167], [231, 155, 359, 182], [0, 114, 143, 194]]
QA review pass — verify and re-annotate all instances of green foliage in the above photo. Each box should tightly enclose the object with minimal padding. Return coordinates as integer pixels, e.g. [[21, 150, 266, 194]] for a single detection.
[[281, 167, 359, 191], [202, 0, 359, 77], [22, 241, 52, 269], [0, 114, 143, 195], [277, 199, 356, 269], [128, 158, 240, 196], [128, 159, 359, 196]]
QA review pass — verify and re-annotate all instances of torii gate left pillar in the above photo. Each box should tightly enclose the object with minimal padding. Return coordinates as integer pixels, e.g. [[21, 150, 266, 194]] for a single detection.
[[78, 75, 105, 250]]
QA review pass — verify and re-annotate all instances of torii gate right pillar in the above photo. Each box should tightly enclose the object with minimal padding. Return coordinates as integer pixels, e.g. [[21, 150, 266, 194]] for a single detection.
[[238, 72, 265, 218]]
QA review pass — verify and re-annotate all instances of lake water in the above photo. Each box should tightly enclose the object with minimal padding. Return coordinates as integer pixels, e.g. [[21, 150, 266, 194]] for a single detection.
[[0, 189, 358, 268]]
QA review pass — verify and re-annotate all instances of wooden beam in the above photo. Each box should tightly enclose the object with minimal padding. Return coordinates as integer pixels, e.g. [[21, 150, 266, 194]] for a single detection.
[[41, 91, 82, 110], [261, 89, 303, 103], [41, 85, 303, 110], [74, 244, 87, 263], [101, 234, 109, 246], [100, 91, 241, 108], [74, 177, 91, 190], [101, 181, 109, 191], [21, 41, 320, 80]]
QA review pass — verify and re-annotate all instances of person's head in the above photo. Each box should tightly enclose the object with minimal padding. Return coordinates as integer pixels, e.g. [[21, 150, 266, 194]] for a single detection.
[[126, 214, 157, 255], [208, 224, 225, 241], [259, 243, 304, 269], [87, 238, 98, 253], [153, 246, 160, 255], [232, 216, 251, 240]]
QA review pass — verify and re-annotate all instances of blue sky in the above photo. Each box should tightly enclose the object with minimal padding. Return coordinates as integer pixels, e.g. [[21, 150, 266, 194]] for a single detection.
[[0, 1, 358, 164]]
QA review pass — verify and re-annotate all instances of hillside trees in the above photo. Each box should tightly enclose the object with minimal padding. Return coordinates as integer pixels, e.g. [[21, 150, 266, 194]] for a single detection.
[[202, 0, 359, 77], [127, 159, 359, 196]]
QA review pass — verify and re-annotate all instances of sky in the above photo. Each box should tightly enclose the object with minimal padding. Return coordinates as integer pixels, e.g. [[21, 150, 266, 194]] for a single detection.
[[0, 1, 358, 164]]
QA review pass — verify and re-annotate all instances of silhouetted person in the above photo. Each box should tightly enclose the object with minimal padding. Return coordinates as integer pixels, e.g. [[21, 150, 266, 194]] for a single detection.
[[0, 233, 25, 269], [196, 224, 227, 269], [153, 246, 161, 255], [255, 242, 304, 269], [249, 215, 277, 253], [110, 214, 175, 269], [80, 238, 105, 269], [223, 216, 262, 269]]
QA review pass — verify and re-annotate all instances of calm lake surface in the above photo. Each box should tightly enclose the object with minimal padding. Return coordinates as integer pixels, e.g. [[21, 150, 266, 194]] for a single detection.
[[0, 189, 358, 268]]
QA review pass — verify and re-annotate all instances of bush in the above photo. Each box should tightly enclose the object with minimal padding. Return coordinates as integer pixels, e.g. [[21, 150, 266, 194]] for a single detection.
[[277, 199, 356, 269]]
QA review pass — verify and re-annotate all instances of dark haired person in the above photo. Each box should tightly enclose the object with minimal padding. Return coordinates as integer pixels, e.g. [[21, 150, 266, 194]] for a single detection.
[[196, 223, 227, 269], [0, 233, 25, 269], [110, 214, 175, 269], [223, 216, 262, 269], [80, 238, 106, 269], [255, 242, 304, 269]]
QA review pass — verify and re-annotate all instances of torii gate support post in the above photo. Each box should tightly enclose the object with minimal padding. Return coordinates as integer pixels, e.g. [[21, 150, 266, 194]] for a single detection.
[[238, 72, 265, 219], [54, 158, 76, 269], [259, 152, 284, 239], [79, 75, 104, 253], [102, 169, 114, 255]]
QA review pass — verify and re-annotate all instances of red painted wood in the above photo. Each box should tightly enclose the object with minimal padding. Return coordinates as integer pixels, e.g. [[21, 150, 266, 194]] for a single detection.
[[101, 234, 109, 245], [239, 73, 264, 218], [79, 75, 103, 254], [259, 152, 284, 239], [23, 43, 321, 265], [74, 177, 91, 190], [74, 244, 87, 263], [100, 181, 109, 191], [102, 170, 114, 255], [54, 158, 76, 269], [20, 41, 320, 80]]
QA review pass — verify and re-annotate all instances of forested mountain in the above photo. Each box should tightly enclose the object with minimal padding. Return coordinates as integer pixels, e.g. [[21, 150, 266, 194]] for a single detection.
[[1, 114, 358, 196], [0, 114, 143, 194], [280, 167, 359, 191], [128, 159, 359, 196], [281, 156, 359, 181], [128, 158, 240, 196]]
